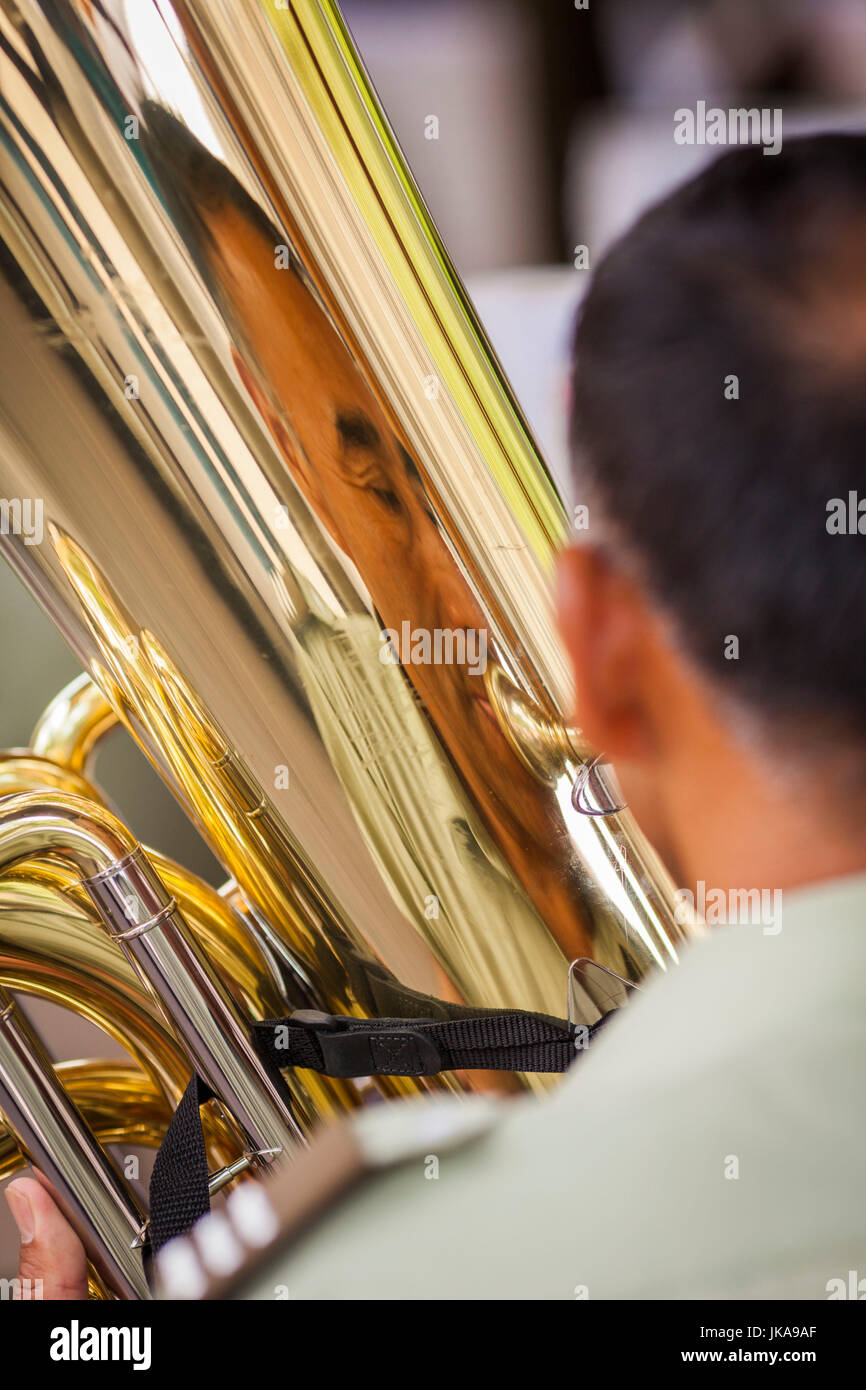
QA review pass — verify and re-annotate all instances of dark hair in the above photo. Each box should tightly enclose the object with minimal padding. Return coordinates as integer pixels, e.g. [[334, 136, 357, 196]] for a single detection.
[[570, 134, 866, 750], [139, 100, 289, 276]]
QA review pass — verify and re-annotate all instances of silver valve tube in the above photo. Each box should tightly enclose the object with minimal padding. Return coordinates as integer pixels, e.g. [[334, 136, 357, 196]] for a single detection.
[[0, 986, 151, 1300]]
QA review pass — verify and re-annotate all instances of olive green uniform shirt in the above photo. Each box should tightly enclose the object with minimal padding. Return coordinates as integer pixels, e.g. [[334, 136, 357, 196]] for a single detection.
[[248, 873, 866, 1299]]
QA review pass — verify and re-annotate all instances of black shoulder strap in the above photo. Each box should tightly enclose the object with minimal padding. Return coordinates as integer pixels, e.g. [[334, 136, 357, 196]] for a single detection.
[[149, 1072, 215, 1255], [148, 1006, 599, 1256], [252, 1008, 578, 1077]]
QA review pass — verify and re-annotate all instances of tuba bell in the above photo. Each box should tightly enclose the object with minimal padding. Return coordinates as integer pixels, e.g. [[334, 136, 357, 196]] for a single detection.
[[0, 0, 689, 1297]]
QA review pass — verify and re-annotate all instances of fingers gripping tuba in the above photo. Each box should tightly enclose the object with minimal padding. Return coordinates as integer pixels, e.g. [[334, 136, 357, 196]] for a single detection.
[[0, 0, 688, 1296]]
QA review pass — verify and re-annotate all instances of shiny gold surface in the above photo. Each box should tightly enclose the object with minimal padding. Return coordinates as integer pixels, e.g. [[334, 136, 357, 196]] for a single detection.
[[31, 674, 117, 781], [0, 754, 103, 803], [0, 2, 687, 1067], [0, 876, 198, 1106], [0, 787, 346, 1149], [0, 750, 355, 1123]]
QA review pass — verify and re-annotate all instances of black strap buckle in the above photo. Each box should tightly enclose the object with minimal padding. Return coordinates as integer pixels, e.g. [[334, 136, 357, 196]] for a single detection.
[[289, 1010, 443, 1078]]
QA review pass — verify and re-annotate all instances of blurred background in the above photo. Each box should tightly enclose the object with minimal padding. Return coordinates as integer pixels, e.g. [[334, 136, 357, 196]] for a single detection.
[[3, 0, 866, 1273]]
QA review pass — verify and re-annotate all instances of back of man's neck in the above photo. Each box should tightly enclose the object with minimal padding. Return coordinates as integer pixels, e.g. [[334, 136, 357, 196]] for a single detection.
[[666, 743, 866, 906]]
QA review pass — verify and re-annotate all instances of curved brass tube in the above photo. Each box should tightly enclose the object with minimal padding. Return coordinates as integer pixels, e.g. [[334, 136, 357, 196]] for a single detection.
[[0, 878, 202, 1104], [0, 881, 243, 1163], [1, 868, 352, 1127], [0, 750, 358, 1121], [0, 788, 307, 1171], [31, 673, 117, 780], [0, 754, 104, 803], [0, 760, 355, 1126], [9, 857, 284, 1026], [0, 750, 282, 1020], [0, 789, 131, 880]]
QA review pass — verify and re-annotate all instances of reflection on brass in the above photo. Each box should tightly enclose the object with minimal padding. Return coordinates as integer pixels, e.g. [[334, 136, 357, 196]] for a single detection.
[[31, 674, 117, 781], [0, 0, 692, 1295]]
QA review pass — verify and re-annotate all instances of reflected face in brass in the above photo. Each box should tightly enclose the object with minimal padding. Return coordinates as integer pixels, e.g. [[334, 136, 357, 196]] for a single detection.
[[206, 205, 553, 838]]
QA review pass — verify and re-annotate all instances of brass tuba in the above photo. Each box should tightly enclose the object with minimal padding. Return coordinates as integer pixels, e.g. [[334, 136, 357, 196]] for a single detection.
[[0, 0, 688, 1298]]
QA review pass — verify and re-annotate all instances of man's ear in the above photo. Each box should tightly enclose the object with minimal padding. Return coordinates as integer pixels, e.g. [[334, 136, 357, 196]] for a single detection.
[[555, 544, 655, 762]]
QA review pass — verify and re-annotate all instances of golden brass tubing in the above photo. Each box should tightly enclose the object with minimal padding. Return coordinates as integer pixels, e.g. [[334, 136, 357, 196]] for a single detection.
[[0, 880, 247, 1168], [0, 752, 358, 1122], [0, 790, 129, 878], [31, 673, 117, 780], [2, 866, 350, 1128], [0, 878, 208, 1105], [0, 790, 302, 1163], [9, 856, 285, 1027], [0, 754, 103, 802], [0, 1059, 171, 1173], [0, 749, 283, 1019], [27, 691, 299, 1022]]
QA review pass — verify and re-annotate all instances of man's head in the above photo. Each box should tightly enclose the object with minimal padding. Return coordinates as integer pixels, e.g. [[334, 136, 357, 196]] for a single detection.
[[558, 135, 866, 889]]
